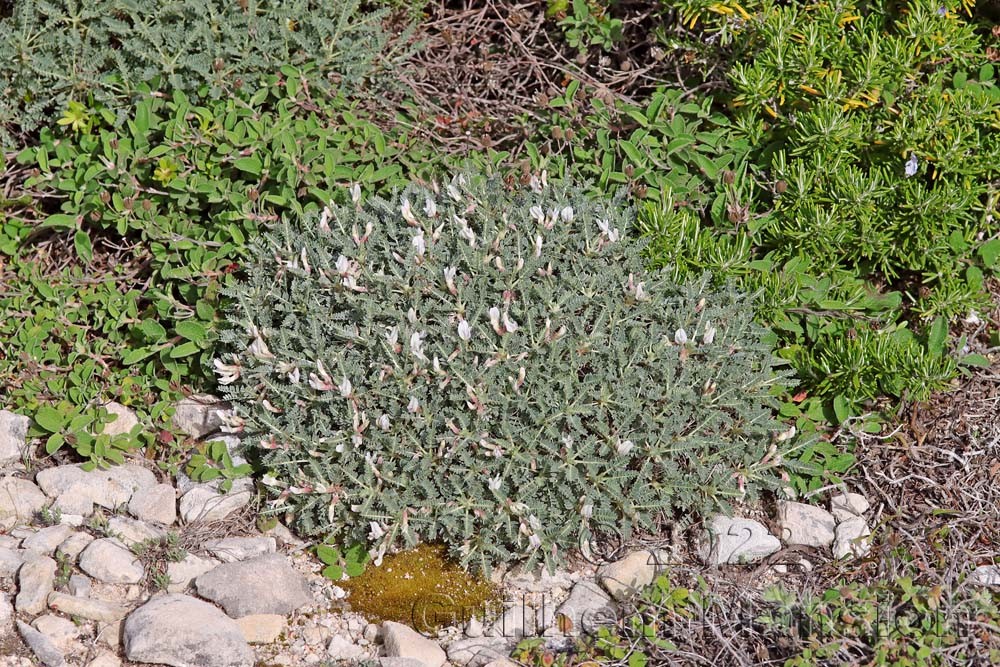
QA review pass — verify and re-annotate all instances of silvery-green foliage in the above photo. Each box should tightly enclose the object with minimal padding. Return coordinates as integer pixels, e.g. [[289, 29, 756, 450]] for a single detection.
[[219, 172, 791, 573]]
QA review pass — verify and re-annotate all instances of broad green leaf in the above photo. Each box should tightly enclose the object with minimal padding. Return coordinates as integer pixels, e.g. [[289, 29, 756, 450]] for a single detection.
[[35, 406, 66, 432], [176, 321, 207, 344]]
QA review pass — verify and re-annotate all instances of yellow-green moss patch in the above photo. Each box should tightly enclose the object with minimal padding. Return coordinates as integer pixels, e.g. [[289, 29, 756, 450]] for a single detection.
[[342, 544, 500, 632]]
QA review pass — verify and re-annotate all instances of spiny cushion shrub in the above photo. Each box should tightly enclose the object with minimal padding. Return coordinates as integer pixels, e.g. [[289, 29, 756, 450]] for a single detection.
[[0, 0, 400, 147], [218, 171, 792, 572]]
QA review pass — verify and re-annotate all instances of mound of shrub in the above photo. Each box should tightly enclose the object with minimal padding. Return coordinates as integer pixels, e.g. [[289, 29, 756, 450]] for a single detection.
[[218, 171, 792, 571]]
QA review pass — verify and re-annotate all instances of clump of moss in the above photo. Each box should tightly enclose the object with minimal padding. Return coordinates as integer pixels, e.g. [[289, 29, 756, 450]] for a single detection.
[[342, 544, 500, 632]]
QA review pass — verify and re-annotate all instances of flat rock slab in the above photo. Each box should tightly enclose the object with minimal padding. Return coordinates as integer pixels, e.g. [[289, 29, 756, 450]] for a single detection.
[[48, 592, 130, 623], [173, 395, 231, 438], [16, 554, 57, 615], [17, 620, 65, 667], [0, 410, 30, 467], [447, 637, 513, 667], [195, 552, 312, 617], [178, 485, 251, 524], [202, 536, 276, 563], [556, 580, 618, 634], [598, 549, 671, 602], [382, 621, 447, 667], [127, 484, 177, 525], [35, 465, 156, 513], [0, 476, 47, 530], [698, 515, 781, 566], [22, 525, 75, 556], [79, 538, 144, 584], [777, 501, 836, 548], [124, 594, 253, 667]]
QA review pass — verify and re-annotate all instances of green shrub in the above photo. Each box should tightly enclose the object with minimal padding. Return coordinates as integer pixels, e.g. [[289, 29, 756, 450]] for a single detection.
[[6, 78, 446, 464], [219, 171, 792, 572], [0, 0, 402, 146]]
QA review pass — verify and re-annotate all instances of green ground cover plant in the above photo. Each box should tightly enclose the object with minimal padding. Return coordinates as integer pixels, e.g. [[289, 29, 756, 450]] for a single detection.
[[2, 75, 450, 467], [0, 0, 404, 147], [218, 171, 792, 572]]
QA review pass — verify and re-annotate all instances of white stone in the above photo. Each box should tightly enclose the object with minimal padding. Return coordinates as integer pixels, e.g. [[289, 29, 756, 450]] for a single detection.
[[556, 580, 618, 634], [465, 616, 484, 638], [832, 517, 872, 559], [235, 614, 286, 643], [0, 410, 30, 467], [0, 546, 25, 577], [968, 565, 1000, 587], [16, 554, 57, 614], [777, 501, 836, 548], [22, 525, 75, 556], [35, 465, 156, 512], [166, 553, 219, 593], [0, 476, 48, 530], [79, 538, 144, 584], [85, 653, 121, 667], [99, 402, 139, 437], [127, 483, 177, 525], [57, 531, 95, 560], [830, 493, 870, 522], [202, 536, 276, 563], [172, 394, 231, 438], [179, 484, 251, 524], [327, 634, 368, 661], [68, 574, 91, 597], [32, 615, 79, 648], [697, 515, 781, 566], [124, 594, 253, 667], [382, 621, 447, 667], [486, 604, 540, 639], [195, 552, 313, 617], [0, 593, 13, 630], [446, 637, 514, 667], [48, 592, 129, 623], [598, 549, 671, 601], [17, 620, 65, 667], [106, 516, 166, 547]]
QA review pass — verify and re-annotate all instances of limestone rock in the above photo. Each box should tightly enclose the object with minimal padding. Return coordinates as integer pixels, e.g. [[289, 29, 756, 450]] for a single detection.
[[172, 395, 231, 438], [16, 554, 57, 614], [22, 525, 75, 556], [99, 403, 139, 437], [382, 621, 447, 667], [556, 580, 618, 634], [68, 574, 91, 598], [830, 493, 870, 522], [86, 653, 122, 667], [0, 410, 30, 467], [697, 515, 781, 566], [17, 620, 65, 667], [47, 592, 129, 622], [327, 634, 368, 661], [235, 614, 286, 644], [202, 536, 276, 563], [0, 476, 47, 530], [195, 552, 312, 617], [178, 484, 251, 524], [0, 546, 25, 577], [968, 565, 1000, 587], [598, 549, 671, 601], [35, 465, 156, 513], [127, 484, 177, 526], [833, 517, 872, 559], [124, 594, 253, 667], [777, 501, 836, 548], [166, 553, 219, 593], [106, 516, 166, 547], [378, 660, 426, 667], [446, 637, 513, 667], [57, 531, 95, 560], [0, 593, 13, 630], [32, 614, 79, 648], [79, 538, 144, 584], [486, 604, 540, 639]]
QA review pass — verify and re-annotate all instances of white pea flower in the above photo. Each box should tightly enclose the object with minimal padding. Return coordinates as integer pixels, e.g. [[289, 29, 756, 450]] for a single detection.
[[904, 153, 919, 178], [424, 197, 437, 218], [533, 234, 543, 257], [300, 247, 310, 275], [502, 311, 519, 334], [458, 318, 472, 341], [775, 425, 797, 442], [455, 216, 476, 247], [488, 476, 502, 491], [580, 503, 594, 519], [529, 205, 544, 223], [407, 396, 420, 414], [560, 206, 574, 222], [319, 205, 332, 232], [309, 359, 334, 391], [703, 322, 717, 345], [410, 331, 427, 360], [443, 266, 458, 294], [369, 522, 386, 540], [489, 307, 503, 334], [249, 332, 274, 361], [433, 356, 443, 374], [377, 414, 391, 431], [528, 533, 542, 550], [213, 358, 241, 385], [278, 362, 300, 384], [385, 326, 400, 351], [674, 328, 688, 345], [412, 229, 426, 257], [349, 183, 361, 205], [218, 412, 245, 434], [401, 197, 417, 225], [338, 376, 353, 399], [597, 218, 620, 243], [407, 308, 418, 324], [261, 399, 282, 414], [616, 439, 634, 456]]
